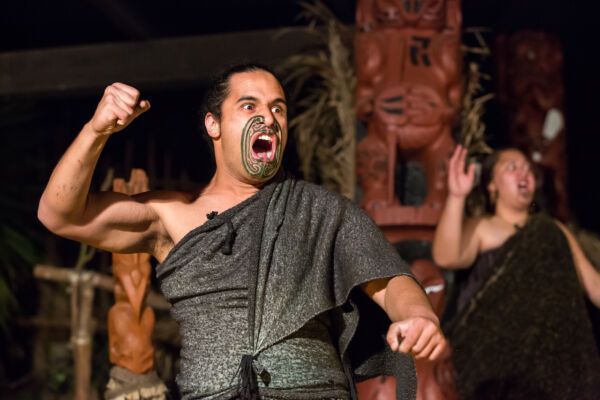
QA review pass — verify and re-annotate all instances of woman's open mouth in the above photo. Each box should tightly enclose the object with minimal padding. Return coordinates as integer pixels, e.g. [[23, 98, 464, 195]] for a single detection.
[[518, 179, 531, 195], [251, 132, 278, 162]]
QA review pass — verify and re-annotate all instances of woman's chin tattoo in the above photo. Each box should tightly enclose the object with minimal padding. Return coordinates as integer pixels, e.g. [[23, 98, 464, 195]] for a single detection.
[[241, 115, 283, 180]]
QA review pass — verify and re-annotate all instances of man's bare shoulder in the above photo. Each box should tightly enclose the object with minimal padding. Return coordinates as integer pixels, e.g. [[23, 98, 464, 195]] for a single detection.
[[134, 188, 205, 232], [131, 188, 205, 261], [132, 188, 201, 208], [132, 188, 198, 201]]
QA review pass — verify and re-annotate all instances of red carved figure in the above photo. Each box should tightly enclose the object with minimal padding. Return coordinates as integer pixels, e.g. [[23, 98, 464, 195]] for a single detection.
[[354, 1, 462, 399], [355, 0, 462, 225], [108, 170, 156, 374], [497, 31, 569, 221]]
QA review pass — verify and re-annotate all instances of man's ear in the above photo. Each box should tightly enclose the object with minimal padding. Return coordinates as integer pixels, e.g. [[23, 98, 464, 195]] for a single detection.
[[205, 112, 220, 139]]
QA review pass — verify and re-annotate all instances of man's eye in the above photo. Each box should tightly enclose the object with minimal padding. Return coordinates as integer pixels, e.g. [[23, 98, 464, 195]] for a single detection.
[[272, 106, 286, 115], [242, 104, 254, 111]]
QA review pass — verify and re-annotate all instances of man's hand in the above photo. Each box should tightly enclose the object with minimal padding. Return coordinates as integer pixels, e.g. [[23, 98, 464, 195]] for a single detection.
[[90, 82, 150, 136], [386, 316, 448, 361], [363, 276, 450, 361]]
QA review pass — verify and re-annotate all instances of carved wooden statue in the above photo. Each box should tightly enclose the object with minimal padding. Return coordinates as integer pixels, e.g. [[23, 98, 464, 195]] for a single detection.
[[355, 0, 462, 226], [354, 1, 461, 399], [497, 31, 569, 221], [106, 169, 166, 400]]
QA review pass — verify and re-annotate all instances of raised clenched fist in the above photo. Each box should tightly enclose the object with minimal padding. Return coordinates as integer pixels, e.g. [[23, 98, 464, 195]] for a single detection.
[[90, 82, 150, 136]]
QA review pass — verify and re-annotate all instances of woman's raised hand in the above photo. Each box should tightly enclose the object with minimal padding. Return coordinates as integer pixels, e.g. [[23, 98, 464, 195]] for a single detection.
[[447, 145, 476, 198]]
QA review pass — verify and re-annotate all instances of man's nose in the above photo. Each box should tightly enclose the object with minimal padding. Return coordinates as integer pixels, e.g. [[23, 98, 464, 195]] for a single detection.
[[261, 108, 275, 128]]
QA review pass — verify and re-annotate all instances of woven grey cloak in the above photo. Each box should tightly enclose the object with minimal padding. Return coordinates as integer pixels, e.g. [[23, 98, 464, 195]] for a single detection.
[[157, 175, 417, 399]]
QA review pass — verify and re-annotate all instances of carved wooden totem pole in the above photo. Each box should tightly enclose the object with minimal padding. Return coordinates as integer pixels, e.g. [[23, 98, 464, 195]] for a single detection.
[[497, 31, 569, 221], [355, 0, 461, 399], [105, 169, 167, 400]]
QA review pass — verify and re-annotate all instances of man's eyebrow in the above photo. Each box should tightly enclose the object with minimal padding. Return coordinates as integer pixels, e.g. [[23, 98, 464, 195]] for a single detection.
[[236, 96, 258, 104], [272, 97, 287, 107], [235, 96, 287, 107]]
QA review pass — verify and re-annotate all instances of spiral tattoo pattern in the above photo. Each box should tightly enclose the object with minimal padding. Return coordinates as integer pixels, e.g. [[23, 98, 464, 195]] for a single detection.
[[241, 115, 283, 180]]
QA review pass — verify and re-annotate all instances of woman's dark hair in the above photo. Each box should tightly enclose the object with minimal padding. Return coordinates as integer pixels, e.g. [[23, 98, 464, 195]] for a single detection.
[[199, 63, 280, 157], [478, 150, 503, 214]]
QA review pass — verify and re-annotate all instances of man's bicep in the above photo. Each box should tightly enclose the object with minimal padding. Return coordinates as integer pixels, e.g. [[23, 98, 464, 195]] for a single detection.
[[56, 191, 161, 253]]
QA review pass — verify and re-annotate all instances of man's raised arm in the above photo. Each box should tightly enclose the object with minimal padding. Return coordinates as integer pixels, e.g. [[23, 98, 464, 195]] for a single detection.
[[38, 83, 159, 254]]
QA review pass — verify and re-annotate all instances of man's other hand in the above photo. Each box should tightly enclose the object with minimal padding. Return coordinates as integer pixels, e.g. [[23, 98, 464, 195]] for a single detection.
[[386, 316, 448, 361]]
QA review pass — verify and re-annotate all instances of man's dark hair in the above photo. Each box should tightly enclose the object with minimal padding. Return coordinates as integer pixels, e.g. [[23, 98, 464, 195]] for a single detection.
[[200, 63, 280, 154]]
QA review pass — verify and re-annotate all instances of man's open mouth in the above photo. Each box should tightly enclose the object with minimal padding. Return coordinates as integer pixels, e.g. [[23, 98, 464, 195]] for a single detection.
[[251, 132, 278, 162]]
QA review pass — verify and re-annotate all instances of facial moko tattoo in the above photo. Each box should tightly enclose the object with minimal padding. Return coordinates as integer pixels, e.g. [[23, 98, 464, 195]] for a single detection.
[[242, 115, 283, 179]]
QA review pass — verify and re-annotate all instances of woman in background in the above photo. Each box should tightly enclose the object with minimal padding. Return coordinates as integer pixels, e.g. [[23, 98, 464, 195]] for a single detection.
[[433, 145, 600, 399]]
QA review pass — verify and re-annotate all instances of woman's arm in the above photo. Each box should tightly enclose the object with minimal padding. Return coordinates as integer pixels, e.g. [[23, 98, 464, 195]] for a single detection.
[[432, 145, 481, 269], [556, 222, 600, 308]]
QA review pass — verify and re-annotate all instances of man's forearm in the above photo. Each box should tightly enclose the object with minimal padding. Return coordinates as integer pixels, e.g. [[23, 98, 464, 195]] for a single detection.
[[383, 275, 439, 324], [365, 275, 448, 360], [38, 123, 108, 227]]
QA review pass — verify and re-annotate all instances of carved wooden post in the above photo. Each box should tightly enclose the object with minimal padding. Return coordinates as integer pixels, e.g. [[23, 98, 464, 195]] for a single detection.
[[105, 169, 167, 400], [354, 1, 462, 398], [496, 31, 569, 221], [355, 0, 462, 219]]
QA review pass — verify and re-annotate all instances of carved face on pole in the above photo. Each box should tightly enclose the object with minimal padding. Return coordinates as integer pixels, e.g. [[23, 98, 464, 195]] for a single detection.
[[371, 0, 446, 28], [205, 70, 288, 184]]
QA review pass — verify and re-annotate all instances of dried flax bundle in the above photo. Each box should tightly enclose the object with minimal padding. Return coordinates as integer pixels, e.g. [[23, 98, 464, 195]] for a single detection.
[[280, 1, 356, 199]]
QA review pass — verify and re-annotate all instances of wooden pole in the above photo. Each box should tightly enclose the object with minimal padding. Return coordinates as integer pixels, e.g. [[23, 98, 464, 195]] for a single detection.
[[33, 263, 170, 398], [34, 265, 170, 310], [73, 274, 95, 400]]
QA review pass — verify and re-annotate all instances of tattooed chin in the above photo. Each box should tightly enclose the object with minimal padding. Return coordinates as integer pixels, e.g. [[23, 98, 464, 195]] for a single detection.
[[241, 116, 283, 179]]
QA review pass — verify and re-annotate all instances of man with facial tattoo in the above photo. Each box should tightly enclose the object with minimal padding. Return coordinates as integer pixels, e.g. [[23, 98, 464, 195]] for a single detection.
[[38, 64, 446, 400]]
